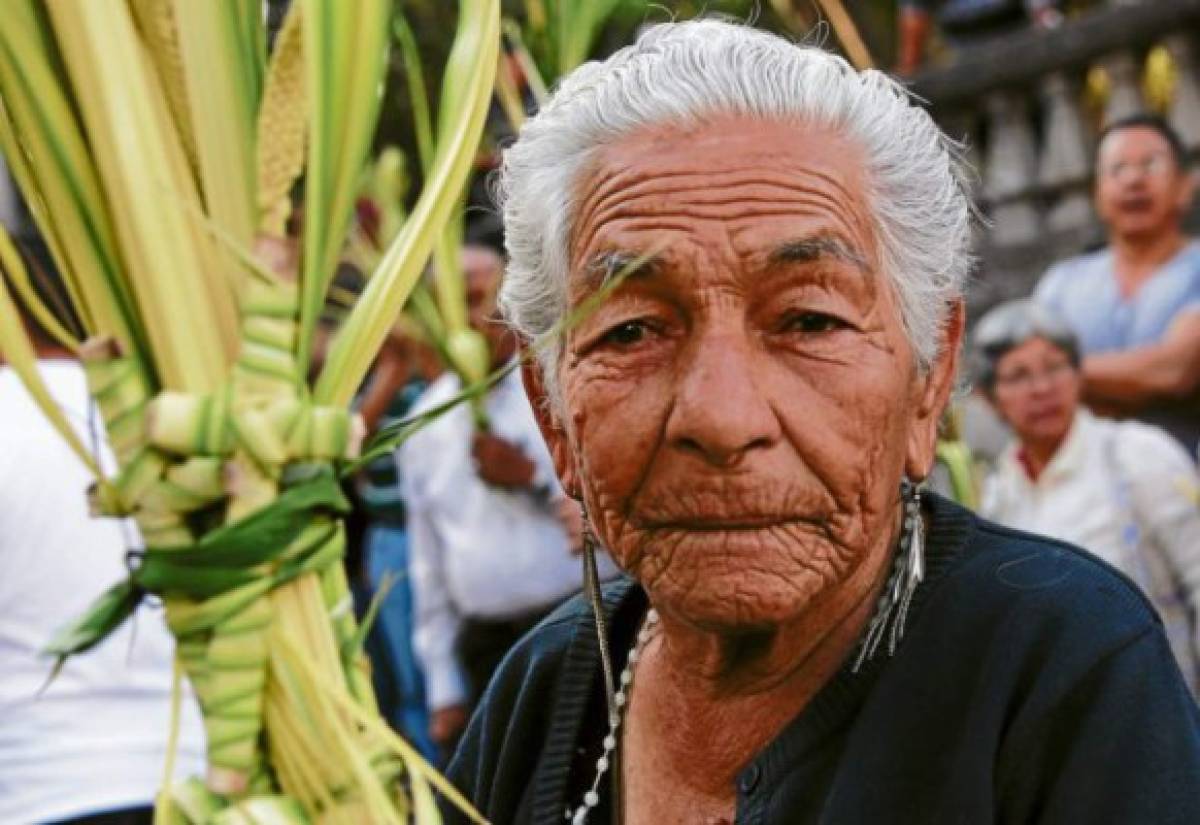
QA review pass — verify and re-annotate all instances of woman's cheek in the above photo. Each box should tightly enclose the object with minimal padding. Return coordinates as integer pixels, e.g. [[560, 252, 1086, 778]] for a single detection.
[[566, 368, 670, 551]]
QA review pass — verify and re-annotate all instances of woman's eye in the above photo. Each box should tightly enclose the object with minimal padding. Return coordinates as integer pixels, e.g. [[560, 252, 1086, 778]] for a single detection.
[[781, 312, 847, 334], [601, 320, 650, 347]]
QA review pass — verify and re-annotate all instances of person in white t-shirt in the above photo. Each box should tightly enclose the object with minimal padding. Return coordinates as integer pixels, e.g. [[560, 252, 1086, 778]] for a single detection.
[[401, 246, 616, 757], [0, 324, 203, 822], [976, 299, 1200, 696]]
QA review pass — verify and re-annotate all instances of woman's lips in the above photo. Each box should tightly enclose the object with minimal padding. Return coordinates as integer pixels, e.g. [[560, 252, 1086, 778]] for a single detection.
[[1027, 406, 1065, 425], [1118, 196, 1154, 213], [634, 513, 824, 532], [630, 481, 837, 533]]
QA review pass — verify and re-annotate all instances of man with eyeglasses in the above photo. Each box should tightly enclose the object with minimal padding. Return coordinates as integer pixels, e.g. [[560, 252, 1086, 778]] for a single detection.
[[1035, 114, 1200, 455]]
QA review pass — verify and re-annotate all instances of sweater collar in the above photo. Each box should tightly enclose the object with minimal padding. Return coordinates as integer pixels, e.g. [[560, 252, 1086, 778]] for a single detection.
[[747, 492, 974, 784], [1000, 409, 1093, 488]]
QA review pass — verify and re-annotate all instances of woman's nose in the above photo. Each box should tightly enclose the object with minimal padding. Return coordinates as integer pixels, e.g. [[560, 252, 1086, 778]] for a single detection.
[[664, 329, 781, 467]]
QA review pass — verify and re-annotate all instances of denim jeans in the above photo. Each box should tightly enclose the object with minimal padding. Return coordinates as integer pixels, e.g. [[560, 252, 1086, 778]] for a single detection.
[[364, 523, 438, 762]]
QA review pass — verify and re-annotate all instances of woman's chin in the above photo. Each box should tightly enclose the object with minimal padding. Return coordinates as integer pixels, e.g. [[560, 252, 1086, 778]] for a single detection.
[[1019, 419, 1071, 448], [645, 566, 835, 631], [625, 527, 860, 629]]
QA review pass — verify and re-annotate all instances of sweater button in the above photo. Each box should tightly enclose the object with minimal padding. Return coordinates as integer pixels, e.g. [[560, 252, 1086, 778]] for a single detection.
[[738, 763, 761, 795]]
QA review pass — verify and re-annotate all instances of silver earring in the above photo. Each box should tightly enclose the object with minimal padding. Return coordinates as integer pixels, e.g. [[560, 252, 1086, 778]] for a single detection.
[[853, 478, 926, 672], [581, 507, 618, 716]]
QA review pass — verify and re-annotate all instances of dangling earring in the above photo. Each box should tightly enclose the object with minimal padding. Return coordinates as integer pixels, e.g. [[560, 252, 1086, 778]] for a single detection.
[[581, 506, 617, 716], [853, 477, 926, 672]]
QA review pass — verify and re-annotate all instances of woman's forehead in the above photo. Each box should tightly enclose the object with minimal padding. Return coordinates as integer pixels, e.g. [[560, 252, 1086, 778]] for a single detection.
[[569, 117, 877, 271], [1000, 335, 1071, 365]]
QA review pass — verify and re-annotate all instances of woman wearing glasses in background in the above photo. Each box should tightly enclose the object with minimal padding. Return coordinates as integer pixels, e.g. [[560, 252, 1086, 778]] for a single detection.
[[977, 299, 1200, 697]]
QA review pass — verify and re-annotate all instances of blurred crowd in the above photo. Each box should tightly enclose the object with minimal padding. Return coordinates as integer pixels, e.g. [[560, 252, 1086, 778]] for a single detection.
[[966, 113, 1200, 697], [895, 0, 1066, 75], [6, 4, 1200, 822]]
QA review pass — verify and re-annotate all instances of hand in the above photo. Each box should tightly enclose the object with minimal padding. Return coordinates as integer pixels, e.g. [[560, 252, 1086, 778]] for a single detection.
[[429, 704, 470, 748], [554, 497, 585, 555], [357, 349, 410, 433], [471, 432, 537, 489], [379, 321, 415, 364], [253, 235, 300, 280], [1031, 7, 1064, 29]]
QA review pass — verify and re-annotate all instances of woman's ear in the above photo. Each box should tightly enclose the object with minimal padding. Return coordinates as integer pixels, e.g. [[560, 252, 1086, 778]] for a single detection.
[[520, 350, 581, 499], [905, 302, 965, 481]]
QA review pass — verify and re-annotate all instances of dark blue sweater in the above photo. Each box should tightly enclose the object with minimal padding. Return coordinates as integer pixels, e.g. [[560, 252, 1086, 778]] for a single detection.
[[445, 495, 1200, 824]]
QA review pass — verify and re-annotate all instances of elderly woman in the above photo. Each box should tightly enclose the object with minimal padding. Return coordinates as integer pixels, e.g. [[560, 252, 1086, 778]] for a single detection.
[[976, 299, 1200, 696], [445, 21, 1200, 825]]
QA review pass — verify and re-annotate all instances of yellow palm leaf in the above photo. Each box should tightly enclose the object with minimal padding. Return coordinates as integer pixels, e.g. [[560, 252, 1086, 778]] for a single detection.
[[256, 3, 307, 238], [0, 2, 146, 359], [296, 0, 393, 377], [172, 1, 262, 299], [0, 224, 103, 480], [46, 0, 235, 391], [129, 0, 200, 174], [315, 0, 500, 407]]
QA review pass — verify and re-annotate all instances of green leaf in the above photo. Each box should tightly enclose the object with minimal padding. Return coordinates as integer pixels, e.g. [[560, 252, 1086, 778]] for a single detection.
[[44, 467, 351, 662], [296, 0, 394, 379], [343, 360, 515, 475], [313, 0, 500, 408], [0, 1, 150, 363], [211, 796, 308, 825], [393, 14, 433, 175], [0, 226, 106, 480], [44, 578, 141, 658], [172, 1, 262, 293], [149, 464, 349, 561], [340, 571, 397, 666], [163, 777, 226, 825]]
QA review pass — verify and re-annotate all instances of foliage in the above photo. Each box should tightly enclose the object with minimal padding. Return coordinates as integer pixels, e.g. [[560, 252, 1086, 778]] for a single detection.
[[0, 0, 498, 821]]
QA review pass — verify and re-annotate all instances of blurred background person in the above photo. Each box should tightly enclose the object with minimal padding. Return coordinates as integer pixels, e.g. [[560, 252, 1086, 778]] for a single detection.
[[896, 0, 1063, 75], [402, 244, 613, 759], [0, 233, 204, 824], [1035, 115, 1200, 455], [975, 299, 1200, 696], [353, 320, 442, 763]]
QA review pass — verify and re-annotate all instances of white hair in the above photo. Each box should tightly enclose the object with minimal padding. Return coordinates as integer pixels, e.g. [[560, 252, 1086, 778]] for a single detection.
[[497, 19, 975, 398]]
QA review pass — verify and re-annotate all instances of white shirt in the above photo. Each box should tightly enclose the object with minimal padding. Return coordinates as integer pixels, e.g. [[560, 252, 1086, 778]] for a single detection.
[[401, 367, 616, 710], [982, 410, 1200, 695], [0, 361, 204, 823]]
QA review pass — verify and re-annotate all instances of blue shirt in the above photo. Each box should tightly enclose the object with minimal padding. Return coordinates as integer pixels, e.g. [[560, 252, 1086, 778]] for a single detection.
[[1034, 240, 1200, 451]]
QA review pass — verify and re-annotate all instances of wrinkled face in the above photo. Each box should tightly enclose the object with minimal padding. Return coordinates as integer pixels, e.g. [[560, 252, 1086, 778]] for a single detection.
[[1096, 126, 1192, 240], [525, 117, 960, 629], [990, 336, 1080, 448]]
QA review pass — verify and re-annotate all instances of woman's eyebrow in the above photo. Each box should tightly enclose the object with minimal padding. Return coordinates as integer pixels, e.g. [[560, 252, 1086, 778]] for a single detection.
[[581, 249, 664, 289], [770, 235, 869, 274]]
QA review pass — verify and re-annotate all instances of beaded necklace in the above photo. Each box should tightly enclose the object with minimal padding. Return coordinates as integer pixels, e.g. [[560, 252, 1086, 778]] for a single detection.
[[565, 608, 659, 824], [568, 483, 925, 823]]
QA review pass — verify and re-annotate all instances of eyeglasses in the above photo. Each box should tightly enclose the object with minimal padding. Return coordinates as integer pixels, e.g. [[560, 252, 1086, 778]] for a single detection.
[[993, 359, 1075, 393], [1100, 153, 1176, 182]]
